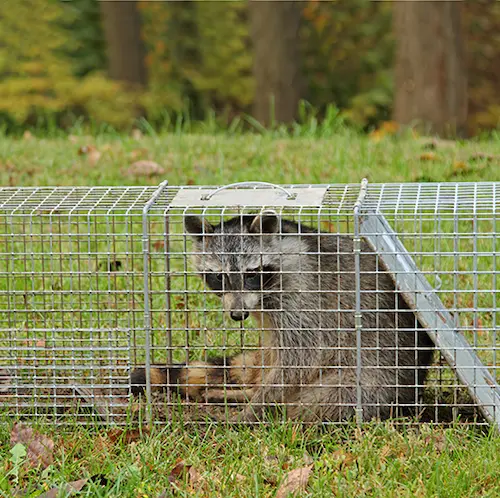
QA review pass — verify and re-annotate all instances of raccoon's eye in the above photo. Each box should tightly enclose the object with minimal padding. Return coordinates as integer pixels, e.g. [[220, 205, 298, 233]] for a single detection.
[[244, 271, 261, 289], [205, 272, 225, 291]]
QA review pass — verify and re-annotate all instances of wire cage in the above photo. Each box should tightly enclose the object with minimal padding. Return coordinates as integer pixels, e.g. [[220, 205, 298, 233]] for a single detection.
[[0, 181, 499, 428]]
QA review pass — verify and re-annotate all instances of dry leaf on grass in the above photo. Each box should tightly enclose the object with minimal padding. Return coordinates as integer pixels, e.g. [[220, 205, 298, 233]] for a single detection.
[[424, 433, 446, 453], [129, 148, 150, 161], [188, 466, 203, 487], [447, 161, 472, 178], [169, 459, 187, 483], [10, 423, 54, 469], [152, 240, 166, 251], [419, 152, 438, 161], [126, 160, 165, 178], [330, 449, 357, 470], [77, 145, 101, 166], [276, 464, 313, 498], [168, 459, 205, 490], [37, 478, 88, 498], [107, 427, 149, 445]]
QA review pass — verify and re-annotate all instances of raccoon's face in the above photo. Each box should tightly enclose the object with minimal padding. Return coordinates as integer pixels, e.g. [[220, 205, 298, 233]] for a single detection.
[[185, 213, 295, 321]]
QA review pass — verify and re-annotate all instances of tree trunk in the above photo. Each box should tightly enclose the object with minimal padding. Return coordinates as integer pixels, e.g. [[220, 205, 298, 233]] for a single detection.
[[249, 0, 304, 126], [100, 1, 147, 86], [393, 1, 467, 137]]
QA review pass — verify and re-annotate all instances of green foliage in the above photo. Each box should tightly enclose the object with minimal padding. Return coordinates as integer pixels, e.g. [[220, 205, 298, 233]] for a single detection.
[[59, 0, 108, 78], [1, 0, 500, 133], [300, 0, 394, 129], [0, 0, 74, 122], [140, 1, 253, 121], [0, 0, 142, 130], [465, 1, 500, 134], [190, 2, 254, 114]]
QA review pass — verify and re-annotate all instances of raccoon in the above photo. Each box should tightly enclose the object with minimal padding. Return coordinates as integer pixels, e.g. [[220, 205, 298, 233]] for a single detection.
[[131, 212, 434, 423]]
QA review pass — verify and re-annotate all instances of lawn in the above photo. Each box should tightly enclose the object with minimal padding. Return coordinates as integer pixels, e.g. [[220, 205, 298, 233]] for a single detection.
[[0, 127, 500, 497]]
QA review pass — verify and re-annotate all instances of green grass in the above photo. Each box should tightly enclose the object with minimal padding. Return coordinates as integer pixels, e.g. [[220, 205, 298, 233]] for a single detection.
[[0, 419, 499, 497], [1, 127, 500, 497]]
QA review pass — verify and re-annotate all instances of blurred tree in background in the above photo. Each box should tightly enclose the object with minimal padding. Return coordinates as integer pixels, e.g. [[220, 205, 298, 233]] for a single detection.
[[100, 0, 147, 86], [466, 0, 500, 135], [393, 1, 467, 138], [0, 0, 498, 136], [250, 0, 304, 126]]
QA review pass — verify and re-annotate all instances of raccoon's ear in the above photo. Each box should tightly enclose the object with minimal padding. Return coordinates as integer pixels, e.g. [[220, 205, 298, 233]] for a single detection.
[[184, 215, 214, 240], [249, 213, 280, 234]]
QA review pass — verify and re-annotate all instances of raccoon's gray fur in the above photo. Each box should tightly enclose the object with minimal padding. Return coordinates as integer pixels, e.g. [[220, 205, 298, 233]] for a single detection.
[[131, 212, 434, 423]]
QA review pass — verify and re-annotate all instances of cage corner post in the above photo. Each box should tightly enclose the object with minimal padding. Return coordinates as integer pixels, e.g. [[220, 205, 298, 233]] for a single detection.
[[141, 180, 169, 425], [353, 178, 369, 425]]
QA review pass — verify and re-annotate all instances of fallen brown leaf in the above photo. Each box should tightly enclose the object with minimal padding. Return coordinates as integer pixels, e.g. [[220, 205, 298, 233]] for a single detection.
[[424, 433, 446, 453], [127, 160, 165, 178], [107, 427, 149, 445], [77, 145, 93, 155], [129, 148, 149, 161], [447, 161, 472, 178], [152, 240, 166, 251], [419, 152, 438, 161], [38, 478, 88, 498], [368, 121, 399, 142], [88, 149, 102, 166], [77, 145, 101, 166], [188, 466, 203, 486], [434, 434, 446, 453], [168, 459, 204, 490], [10, 423, 54, 469], [276, 464, 313, 498], [169, 458, 187, 483], [330, 449, 356, 470]]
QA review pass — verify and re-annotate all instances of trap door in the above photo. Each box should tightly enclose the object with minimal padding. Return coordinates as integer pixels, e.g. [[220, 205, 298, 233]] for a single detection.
[[360, 211, 500, 429]]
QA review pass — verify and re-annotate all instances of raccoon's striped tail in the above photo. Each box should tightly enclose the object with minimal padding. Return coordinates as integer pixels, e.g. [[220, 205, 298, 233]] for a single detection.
[[130, 353, 260, 402]]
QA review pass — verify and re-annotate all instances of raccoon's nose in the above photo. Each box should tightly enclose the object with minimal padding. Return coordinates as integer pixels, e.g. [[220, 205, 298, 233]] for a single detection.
[[230, 310, 249, 321]]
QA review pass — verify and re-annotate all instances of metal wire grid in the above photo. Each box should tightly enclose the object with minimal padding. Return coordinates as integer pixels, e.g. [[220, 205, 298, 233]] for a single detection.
[[0, 182, 499, 427]]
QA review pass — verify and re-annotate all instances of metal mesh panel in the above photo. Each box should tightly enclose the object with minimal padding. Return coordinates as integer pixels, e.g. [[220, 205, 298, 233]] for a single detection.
[[1, 182, 499, 428]]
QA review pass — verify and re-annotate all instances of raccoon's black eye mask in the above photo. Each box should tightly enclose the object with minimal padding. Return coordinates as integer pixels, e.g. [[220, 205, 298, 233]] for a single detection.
[[203, 266, 276, 292], [204, 272, 225, 292]]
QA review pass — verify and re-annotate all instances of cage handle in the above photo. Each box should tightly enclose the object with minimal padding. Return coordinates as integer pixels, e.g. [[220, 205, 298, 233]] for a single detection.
[[200, 181, 297, 201]]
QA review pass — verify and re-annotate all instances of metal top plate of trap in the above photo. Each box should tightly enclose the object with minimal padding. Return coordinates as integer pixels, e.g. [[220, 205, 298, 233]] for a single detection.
[[170, 183, 328, 207]]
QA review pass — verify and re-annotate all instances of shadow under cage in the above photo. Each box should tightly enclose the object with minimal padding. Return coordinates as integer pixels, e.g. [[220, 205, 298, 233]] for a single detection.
[[0, 181, 499, 428]]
